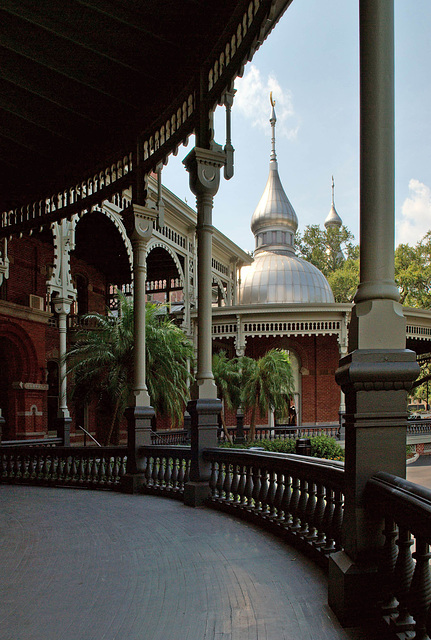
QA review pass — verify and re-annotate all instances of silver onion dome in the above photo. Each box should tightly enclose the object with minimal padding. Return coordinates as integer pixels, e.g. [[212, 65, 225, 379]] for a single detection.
[[240, 251, 335, 304], [240, 96, 334, 306]]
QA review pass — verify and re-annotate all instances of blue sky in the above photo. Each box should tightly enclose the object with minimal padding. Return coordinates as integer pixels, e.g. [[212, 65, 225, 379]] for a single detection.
[[162, 0, 431, 254]]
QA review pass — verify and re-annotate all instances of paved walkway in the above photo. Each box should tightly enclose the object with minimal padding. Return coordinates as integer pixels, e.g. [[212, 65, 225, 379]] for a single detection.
[[0, 486, 376, 640], [407, 454, 431, 489]]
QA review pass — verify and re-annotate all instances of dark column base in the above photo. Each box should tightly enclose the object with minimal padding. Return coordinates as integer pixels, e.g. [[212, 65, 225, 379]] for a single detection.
[[55, 416, 72, 446], [120, 473, 147, 495], [184, 397, 221, 506], [328, 551, 378, 627], [183, 481, 212, 507], [121, 404, 155, 494]]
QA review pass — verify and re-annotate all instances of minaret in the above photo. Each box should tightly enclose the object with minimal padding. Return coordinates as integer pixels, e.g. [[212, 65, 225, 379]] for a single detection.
[[250, 94, 298, 257], [324, 176, 343, 229]]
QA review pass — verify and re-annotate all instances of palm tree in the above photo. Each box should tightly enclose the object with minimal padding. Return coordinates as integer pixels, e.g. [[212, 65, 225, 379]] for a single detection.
[[212, 351, 241, 443], [240, 349, 294, 442], [66, 292, 193, 444]]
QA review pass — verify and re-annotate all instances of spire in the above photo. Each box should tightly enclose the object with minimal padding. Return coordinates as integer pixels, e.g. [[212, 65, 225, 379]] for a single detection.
[[324, 175, 343, 229], [250, 93, 298, 256], [269, 92, 277, 164]]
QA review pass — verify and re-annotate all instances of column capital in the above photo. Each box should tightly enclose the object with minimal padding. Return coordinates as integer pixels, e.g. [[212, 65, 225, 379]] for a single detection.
[[183, 146, 226, 198], [123, 203, 158, 243], [53, 297, 73, 316]]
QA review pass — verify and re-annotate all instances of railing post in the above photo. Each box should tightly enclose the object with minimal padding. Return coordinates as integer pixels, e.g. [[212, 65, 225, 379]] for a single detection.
[[328, 0, 420, 625]]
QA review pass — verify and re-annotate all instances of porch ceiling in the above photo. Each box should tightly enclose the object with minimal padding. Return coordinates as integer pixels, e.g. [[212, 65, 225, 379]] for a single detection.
[[0, 0, 291, 214]]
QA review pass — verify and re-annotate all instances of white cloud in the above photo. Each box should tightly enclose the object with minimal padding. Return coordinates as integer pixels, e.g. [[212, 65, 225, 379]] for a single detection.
[[234, 65, 299, 139], [396, 179, 431, 246]]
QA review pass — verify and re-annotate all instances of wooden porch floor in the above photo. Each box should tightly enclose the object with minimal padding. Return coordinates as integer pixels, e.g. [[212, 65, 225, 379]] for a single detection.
[[1, 486, 378, 640]]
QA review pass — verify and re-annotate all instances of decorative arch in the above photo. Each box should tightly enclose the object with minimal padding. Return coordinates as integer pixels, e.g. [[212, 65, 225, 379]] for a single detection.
[[212, 274, 227, 306], [147, 240, 185, 286], [88, 206, 133, 272]]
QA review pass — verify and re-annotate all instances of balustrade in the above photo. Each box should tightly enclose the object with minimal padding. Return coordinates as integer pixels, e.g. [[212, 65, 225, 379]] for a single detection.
[[139, 446, 191, 497], [219, 425, 341, 443], [204, 447, 344, 565], [365, 472, 431, 639], [0, 446, 126, 489]]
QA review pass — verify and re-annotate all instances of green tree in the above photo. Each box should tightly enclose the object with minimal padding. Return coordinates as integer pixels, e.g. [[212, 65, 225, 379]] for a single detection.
[[327, 258, 359, 303], [212, 351, 241, 443], [66, 293, 193, 444], [240, 349, 294, 442], [296, 224, 358, 277], [395, 231, 431, 308]]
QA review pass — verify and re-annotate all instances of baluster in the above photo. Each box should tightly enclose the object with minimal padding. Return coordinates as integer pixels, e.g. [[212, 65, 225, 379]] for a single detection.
[[177, 456, 185, 489], [158, 455, 165, 487], [34, 452, 42, 480], [63, 454, 71, 483], [170, 456, 179, 490], [237, 464, 247, 505], [13, 454, 21, 479], [27, 454, 35, 480], [82, 456, 90, 483], [392, 526, 415, 631], [304, 481, 317, 540], [90, 456, 98, 484], [408, 538, 431, 640], [229, 462, 240, 503], [216, 461, 225, 500], [222, 462, 232, 501], [312, 483, 327, 547], [208, 460, 217, 497], [47, 454, 57, 483], [297, 478, 309, 535], [151, 456, 159, 487], [331, 488, 344, 550], [112, 456, 120, 483], [272, 471, 284, 520], [244, 465, 254, 508], [258, 466, 269, 514], [70, 455, 78, 484], [77, 455, 85, 484], [280, 474, 292, 527], [183, 457, 190, 485], [251, 465, 262, 513], [265, 468, 278, 517], [98, 455, 106, 485], [41, 453, 50, 481], [377, 518, 399, 614], [143, 455, 153, 487], [163, 456, 172, 488], [288, 476, 302, 531], [322, 488, 336, 552]]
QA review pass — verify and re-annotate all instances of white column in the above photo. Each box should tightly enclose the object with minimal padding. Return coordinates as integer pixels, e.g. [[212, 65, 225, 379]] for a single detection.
[[53, 299, 72, 419], [183, 147, 226, 399], [124, 204, 158, 407]]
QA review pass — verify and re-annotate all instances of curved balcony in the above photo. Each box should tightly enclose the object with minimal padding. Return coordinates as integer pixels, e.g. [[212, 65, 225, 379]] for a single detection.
[[1, 442, 430, 639]]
